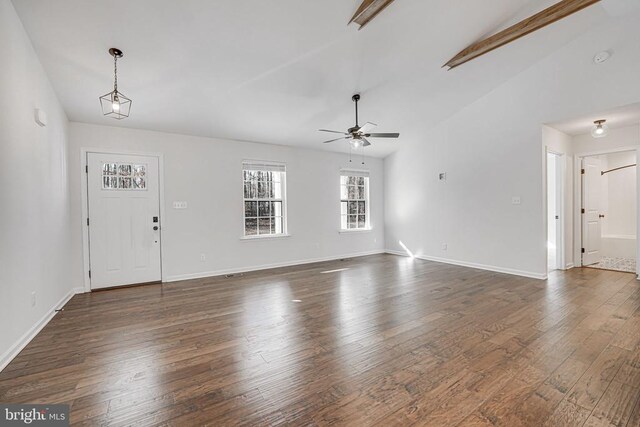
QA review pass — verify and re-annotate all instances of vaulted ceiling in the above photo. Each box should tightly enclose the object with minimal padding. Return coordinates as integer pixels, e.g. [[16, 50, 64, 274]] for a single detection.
[[12, 0, 617, 156]]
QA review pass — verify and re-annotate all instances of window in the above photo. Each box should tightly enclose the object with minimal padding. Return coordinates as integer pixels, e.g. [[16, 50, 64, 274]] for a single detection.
[[102, 162, 146, 190], [340, 170, 370, 230], [243, 162, 286, 237]]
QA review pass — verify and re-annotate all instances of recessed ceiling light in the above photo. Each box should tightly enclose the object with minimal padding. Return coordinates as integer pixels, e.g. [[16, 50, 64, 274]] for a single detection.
[[593, 50, 612, 64]]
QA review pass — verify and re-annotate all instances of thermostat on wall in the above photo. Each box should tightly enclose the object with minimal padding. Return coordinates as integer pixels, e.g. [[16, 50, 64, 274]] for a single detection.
[[34, 108, 47, 127]]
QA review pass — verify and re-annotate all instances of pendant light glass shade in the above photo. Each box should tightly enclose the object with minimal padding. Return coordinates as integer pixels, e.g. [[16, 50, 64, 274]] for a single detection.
[[99, 48, 132, 119], [591, 119, 609, 138]]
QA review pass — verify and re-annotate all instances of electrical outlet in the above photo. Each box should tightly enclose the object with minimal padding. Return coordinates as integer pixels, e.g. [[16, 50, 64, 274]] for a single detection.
[[31, 292, 36, 307], [442, 243, 448, 251], [512, 196, 521, 205], [173, 201, 188, 209], [200, 254, 206, 262]]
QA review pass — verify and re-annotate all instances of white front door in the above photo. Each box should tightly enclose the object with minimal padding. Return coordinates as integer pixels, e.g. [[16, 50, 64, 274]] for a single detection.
[[582, 156, 602, 266], [87, 153, 161, 289]]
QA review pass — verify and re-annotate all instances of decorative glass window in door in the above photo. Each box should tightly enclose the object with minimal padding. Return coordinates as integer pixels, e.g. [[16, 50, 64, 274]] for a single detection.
[[102, 162, 147, 190]]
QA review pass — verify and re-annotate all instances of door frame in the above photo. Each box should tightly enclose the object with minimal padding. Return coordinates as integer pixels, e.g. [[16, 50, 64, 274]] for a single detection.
[[545, 149, 565, 272], [80, 148, 166, 292], [573, 145, 640, 277]]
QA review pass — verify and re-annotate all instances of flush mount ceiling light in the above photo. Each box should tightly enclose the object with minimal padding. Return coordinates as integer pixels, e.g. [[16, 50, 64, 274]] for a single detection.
[[99, 48, 132, 119], [591, 119, 609, 138]]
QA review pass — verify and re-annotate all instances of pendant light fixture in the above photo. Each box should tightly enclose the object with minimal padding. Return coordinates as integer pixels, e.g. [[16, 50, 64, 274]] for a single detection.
[[591, 119, 609, 138], [99, 48, 132, 119]]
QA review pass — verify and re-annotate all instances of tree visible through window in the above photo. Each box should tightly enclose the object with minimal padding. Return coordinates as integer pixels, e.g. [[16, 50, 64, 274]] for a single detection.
[[243, 163, 286, 237], [341, 173, 369, 230]]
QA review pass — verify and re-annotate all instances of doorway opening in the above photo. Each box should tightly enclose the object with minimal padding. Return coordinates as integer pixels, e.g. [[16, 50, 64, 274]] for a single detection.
[[547, 151, 564, 272], [580, 150, 637, 273]]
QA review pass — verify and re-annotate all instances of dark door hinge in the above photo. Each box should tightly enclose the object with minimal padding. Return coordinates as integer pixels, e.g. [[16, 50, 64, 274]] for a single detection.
[[85, 165, 88, 173], [581, 208, 585, 214], [581, 168, 585, 174], [581, 248, 585, 254], [87, 218, 90, 226], [88, 270, 91, 279]]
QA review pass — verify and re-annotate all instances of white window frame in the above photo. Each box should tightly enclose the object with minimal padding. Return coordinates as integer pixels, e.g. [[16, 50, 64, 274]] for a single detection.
[[340, 169, 371, 232], [241, 161, 288, 240]]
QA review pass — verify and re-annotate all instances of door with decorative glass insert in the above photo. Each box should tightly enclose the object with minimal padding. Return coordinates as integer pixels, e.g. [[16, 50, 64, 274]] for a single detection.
[[87, 153, 161, 289]]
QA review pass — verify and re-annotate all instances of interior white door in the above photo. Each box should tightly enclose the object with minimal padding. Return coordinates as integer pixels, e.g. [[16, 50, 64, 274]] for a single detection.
[[87, 153, 161, 289], [582, 156, 602, 266]]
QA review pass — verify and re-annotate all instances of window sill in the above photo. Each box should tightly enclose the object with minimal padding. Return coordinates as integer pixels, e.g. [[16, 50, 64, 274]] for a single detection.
[[339, 228, 372, 234], [240, 234, 291, 241]]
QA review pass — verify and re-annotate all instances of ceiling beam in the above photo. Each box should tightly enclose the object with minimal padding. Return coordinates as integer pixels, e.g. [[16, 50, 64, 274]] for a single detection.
[[349, 0, 396, 30], [444, 0, 601, 69]]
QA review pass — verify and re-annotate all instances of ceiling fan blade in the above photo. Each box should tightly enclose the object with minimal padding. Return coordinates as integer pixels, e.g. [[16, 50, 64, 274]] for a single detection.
[[323, 137, 350, 144], [362, 138, 372, 147], [319, 129, 348, 135], [358, 122, 378, 134], [365, 133, 400, 138]]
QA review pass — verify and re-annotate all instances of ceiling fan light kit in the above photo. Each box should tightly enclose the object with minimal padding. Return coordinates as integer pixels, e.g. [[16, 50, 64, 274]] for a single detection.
[[318, 94, 400, 149], [591, 119, 609, 138], [99, 48, 132, 120]]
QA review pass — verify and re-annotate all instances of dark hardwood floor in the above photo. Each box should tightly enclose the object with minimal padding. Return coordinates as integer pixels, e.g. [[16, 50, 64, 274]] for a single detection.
[[1, 254, 640, 426]]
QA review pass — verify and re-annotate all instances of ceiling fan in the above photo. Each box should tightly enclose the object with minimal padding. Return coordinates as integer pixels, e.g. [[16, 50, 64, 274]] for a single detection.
[[319, 94, 400, 148]]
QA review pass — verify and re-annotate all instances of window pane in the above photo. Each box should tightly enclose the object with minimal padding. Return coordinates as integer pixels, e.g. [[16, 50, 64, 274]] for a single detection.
[[358, 186, 366, 199], [273, 201, 282, 217], [348, 215, 357, 229], [274, 216, 283, 234], [103, 163, 117, 175], [258, 201, 271, 217], [245, 218, 258, 236], [258, 181, 267, 198], [269, 181, 275, 198], [245, 201, 257, 217], [244, 181, 251, 199], [119, 177, 132, 189], [274, 181, 282, 199], [103, 176, 117, 189], [348, 185, 357, 199], [358, 215, 366, 228], [133, 177, 146, 189], [119, 164, 132, 176], [358, 201, 366, 214], [347, 176, 357, 185], [348, 201, 358, 215], [357, 177, 365, 186], [133, 165, 146, 178], [258, 217, 273, 235]]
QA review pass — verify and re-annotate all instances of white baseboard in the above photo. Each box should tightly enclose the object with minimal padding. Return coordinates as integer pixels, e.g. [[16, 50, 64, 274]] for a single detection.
[[0, 287, 83, 372], [164, 249, 386, 282], [385, 250, 547, 280], [564, 263, 575, 270]]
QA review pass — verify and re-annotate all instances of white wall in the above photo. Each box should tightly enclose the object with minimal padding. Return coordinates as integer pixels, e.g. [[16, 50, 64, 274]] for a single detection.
[[68, 123, 385, 288], [0, 0, 74, 369], [384, 11, 640, 278]]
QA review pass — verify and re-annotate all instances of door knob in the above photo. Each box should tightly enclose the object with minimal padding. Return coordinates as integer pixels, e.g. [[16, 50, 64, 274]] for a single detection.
[[153, 226, 159, 231], [599, 214, 605, 218]]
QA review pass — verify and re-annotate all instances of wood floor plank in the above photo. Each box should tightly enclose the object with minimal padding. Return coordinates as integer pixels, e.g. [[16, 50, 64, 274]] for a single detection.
[[0, 254, 639, 426]]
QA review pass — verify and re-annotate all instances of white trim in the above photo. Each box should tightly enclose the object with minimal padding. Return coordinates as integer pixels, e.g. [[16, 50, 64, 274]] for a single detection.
[[240, 233, 291, 241], [80, 148, 166, 292], [0, 287, 84, 372], [339, 228, 373, 234], [164, 249, 385, 282], [565, 263, 575, 269], [386, 250, 547, 280]]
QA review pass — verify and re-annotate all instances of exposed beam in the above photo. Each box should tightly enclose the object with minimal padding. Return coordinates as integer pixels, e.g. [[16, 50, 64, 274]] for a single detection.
[[349, 0, 396, 30], [444, 0, 601, 69]]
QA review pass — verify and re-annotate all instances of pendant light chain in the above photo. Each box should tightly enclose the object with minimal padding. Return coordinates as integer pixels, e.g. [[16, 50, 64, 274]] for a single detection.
[[113, 54, 118, 92]]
